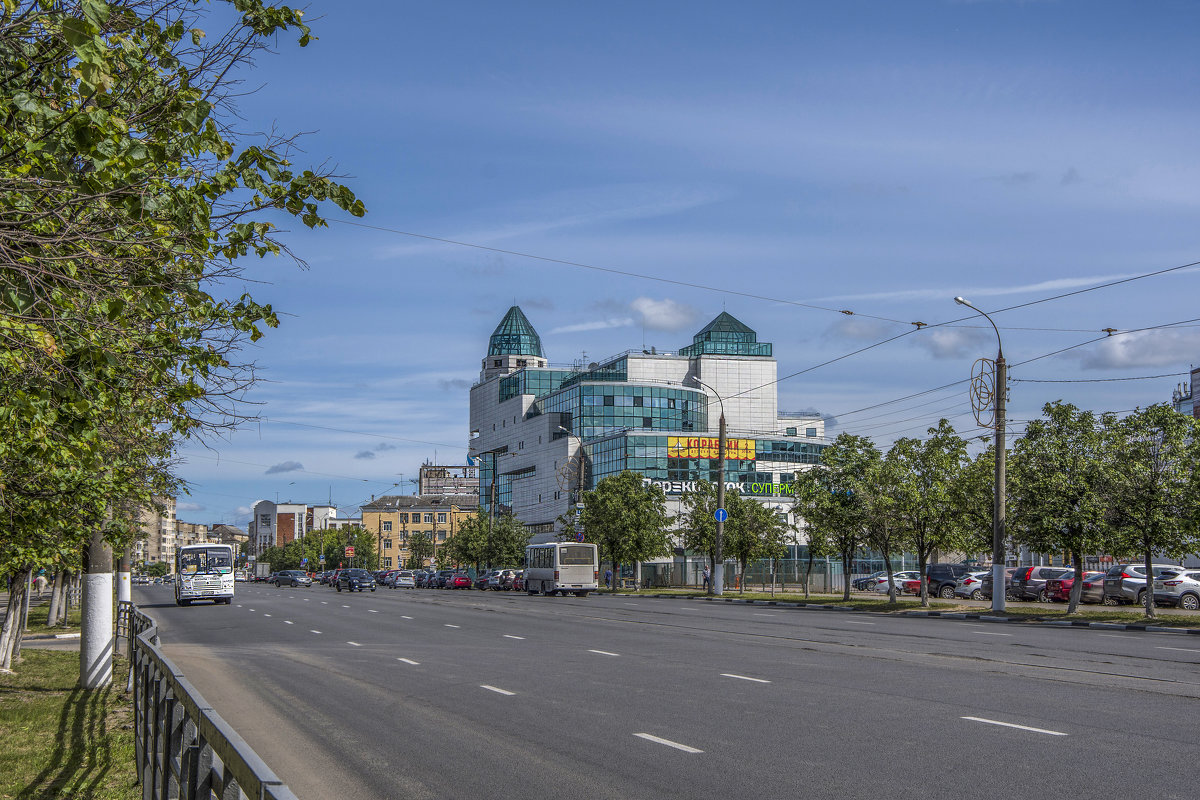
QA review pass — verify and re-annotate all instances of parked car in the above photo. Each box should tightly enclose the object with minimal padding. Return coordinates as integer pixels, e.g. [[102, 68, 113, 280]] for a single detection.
[[852, 571, 888, 591], [430, 570, 457, 589], [274, 570, 312, 588], [870, 571, 920, 593], [446, 573, 472, 589], [979, 568, 1019, 601], [473, 571, 496, 590], [336, 568, 376, 592], [512, 571, 525, 592], [926, 564, 977, 599], [391, 570, 416, 589], [1044, 570, 1104, 602], [488, 569, 517, 590], [1102, 562, 1182, 606], [1009, 566, 1073, 602], [413, 571, 430, 588], [1078, 572, 1107, 604], [901, 578, 923, 596], [1153, 569, 1200, 610], [954, 571, 989, 600]]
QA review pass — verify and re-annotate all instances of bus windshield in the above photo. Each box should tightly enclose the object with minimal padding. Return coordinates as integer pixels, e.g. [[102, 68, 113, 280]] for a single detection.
[[559, 546, 595, 565], [179, 548, 233, 575]]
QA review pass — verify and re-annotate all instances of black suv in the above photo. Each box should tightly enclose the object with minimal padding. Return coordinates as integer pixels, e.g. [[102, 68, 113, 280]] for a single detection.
[[336, 569, 376, 592], [925, 564, 975, 599]]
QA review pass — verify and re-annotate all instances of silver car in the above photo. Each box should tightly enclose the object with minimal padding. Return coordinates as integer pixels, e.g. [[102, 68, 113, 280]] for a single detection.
[[1153, 569, 1200, 611], [1102, 562, 1181, 606], [955, 571, 990, 600], [392, 570, 416, 589]]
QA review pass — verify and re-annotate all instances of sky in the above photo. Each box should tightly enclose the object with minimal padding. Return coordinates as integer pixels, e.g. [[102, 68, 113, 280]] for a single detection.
[[176, 0, 1200, 527]]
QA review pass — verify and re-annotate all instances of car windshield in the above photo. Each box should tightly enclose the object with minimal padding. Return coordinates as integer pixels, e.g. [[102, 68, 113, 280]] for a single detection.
[[344, 569, 371, 577], [179, 548, 233, 575]]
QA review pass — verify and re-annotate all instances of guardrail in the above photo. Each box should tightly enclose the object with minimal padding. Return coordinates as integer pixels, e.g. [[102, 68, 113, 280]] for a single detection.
[[117, 601, 299, 800]]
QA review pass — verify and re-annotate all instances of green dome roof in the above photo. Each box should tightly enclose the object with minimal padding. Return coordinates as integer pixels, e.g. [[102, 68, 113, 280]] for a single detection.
[[488, 306, 544, 357], [680, 311, 772, 357]]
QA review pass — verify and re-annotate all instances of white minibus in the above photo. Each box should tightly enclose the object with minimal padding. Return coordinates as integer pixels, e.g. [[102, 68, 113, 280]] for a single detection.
[[524, 542, 599, 597], [175, 543, 235, 605]]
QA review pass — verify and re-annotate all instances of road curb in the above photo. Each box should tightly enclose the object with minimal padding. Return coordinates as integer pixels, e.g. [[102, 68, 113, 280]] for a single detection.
[[632, 592, 1200, 635]]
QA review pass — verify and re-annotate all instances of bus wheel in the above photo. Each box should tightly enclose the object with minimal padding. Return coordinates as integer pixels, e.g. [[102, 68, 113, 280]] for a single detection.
[[527, 587, 537, 595], [543, 583, 556, 596], [575, 591, 587, 597]]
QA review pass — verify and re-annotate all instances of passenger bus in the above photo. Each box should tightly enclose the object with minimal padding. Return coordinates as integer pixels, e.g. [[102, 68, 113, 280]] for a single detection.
[[523, 542, 599, 597], [175, 543, 235, 605]]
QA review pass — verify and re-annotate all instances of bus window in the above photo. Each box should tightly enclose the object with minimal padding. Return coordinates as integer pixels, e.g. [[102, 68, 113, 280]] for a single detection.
[[179, 548, 234, 575], [559, 545, 594, 565]]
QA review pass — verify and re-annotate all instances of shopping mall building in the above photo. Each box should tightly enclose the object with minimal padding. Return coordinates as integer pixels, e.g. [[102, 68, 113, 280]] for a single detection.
[[468, 306, 826, 542]]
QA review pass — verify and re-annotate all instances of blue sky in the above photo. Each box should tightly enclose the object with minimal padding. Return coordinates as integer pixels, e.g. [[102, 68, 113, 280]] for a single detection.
[[177, 0, 1200, 526]]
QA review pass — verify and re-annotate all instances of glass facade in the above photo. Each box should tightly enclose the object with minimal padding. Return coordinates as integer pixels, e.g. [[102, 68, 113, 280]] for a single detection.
[[678, 311, 773, 357], [534, 384, 707, 439], [499, 369, 578, 403], [488, 306, 545, 357], [585, 434, 824, 489]]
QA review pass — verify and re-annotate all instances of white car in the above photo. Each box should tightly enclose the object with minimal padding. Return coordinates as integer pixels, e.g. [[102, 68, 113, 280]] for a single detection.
[[954, 571, 989, 600], [871, 571, 920, 593], [392, 570, 416, 589]]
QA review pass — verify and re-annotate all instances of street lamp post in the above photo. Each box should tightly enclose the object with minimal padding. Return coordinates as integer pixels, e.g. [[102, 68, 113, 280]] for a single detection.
[[557, 424, 586, 524], [954, 296, 1007, 613], [688, 377, 726, 597]]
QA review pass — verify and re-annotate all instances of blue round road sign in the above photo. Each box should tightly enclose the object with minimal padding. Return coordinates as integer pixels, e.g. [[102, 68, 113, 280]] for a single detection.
[[714, 508, 728, 523]]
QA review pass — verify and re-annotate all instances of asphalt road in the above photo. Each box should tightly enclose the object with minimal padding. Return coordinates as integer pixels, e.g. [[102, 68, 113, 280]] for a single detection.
[[133, 584, 1200, 800]]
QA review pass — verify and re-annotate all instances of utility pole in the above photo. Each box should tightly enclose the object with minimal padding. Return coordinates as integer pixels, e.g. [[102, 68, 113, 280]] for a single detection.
[[80, 523, 113, 688], [714, 412, 726, 596]]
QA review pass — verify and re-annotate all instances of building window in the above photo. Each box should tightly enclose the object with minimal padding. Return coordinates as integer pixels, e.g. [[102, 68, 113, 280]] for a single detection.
[[603, 395, 614, 406], [643, 417, 652, 428], [399, 532, 408, 542], [494, 360, 502, 367], [786, 427, 797, 436], [259, 514, 271, 527], [437, 512, 447, 523], [383, 539, 392, 549], [519, 441, 524, 450], [438, 532, 447, 542], [382, 521, 392, 532], [397, 513, 408, 523], [383, 557, 393, 568], [424, 513, 433, 523], [806, 427, 817, 437], [517, 359, 527, 367]]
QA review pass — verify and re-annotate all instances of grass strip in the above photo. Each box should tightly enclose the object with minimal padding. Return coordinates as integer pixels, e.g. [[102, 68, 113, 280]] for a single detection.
[[26, 606, 82, 637], [0, 650, 138, 800]]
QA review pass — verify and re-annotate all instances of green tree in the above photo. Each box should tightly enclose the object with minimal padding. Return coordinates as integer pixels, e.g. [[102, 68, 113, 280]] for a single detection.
[[678, 480, 719, 590], [576, 470, 673, 593], [794, 433, 877, 601], [863, 453, 906, 601], [724, 491, 788, 594], [1010, 402, 1114, 612], [1105, 404, 1200, 618], [143, 562, 169, 578], [407, 531, 435, 570], [487, 511, 531, 568], [888, 420, 969, 607]]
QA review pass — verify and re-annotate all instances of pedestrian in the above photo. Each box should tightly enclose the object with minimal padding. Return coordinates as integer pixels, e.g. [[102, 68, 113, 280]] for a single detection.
[[35, 573, 49, 598], [702, 564, 711, 590], [604, 568, 613, 589]]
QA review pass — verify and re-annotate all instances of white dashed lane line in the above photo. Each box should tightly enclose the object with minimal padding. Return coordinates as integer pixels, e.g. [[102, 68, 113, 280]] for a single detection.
[[369, 610, 379, 613], [752, 613, 775, 617], [342, 605, 350, 608], [588, 649, 620, 657], [480, 685, 515, 696], [843, 620, 875, 625], [310, 630, 322, 634], [445, 624, 461, 629], [347, 641, 362, 647], [962, 716, 1067, 736], [972, 631, 1012, 636], [1157, 646, 1200, 654], [503, 635, 526, 640], [721, 673, 770, 683], [401, 615, 413, 620], [397, 658, 419, 665], [634, 733, 703, 753], [284, 621, 293, 625], [263, 614, 271, 617]]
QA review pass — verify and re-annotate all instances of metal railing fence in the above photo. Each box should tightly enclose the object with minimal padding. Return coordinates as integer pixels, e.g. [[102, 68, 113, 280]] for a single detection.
[[117, 601, 299, 800]]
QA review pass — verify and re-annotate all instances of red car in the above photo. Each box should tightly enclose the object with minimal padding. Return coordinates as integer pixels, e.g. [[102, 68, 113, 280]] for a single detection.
[[445, 573, 472, 589], [512, 571, 525, 592], [902, 578, 923, 596], [1045, 570, 1104, 602]]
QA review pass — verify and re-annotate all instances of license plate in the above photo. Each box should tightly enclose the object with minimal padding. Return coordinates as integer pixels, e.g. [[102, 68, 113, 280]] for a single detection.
[[1154, 581, 1164, 590]]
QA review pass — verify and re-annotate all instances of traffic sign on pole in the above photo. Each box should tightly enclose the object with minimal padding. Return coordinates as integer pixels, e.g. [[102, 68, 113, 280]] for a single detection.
[[714, 508, 728, 523], [345, 546, 355, 557]]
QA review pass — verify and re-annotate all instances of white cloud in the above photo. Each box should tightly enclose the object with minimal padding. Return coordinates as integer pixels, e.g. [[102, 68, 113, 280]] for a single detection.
[[549, 317, 635, 334], [265, 460, 304, 475], [354, 451, 376, 460], [813, 271, 1148, 305], [1075, 328, 1200, 370], [630, 297, 699, 332], [913, 327, 992, 359], [177, 501, 206, 512]]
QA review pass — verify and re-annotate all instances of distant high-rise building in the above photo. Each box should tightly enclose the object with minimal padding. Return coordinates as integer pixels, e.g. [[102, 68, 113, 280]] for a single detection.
[[418, 462, 479, 497]]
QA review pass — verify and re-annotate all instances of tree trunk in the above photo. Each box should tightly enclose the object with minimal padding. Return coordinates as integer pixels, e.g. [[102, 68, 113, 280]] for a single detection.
[[1066, 550, 1084, 615], [80, 528, 114, 688], [1143, 548, 1156, 619], [883, 545, 897, 603], [46, 570, 63, 627], [918, 550, 930, 608], [804, 547, 814, 599], [0, 568, 31, 672]]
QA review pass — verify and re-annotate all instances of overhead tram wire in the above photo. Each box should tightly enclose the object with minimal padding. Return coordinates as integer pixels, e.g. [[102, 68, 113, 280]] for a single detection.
[[333, 218, 917, 326], [1013, 372, 1189, 384]]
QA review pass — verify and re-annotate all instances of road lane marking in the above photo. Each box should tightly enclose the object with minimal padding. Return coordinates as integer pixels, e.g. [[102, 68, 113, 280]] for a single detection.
[[971, 631, 1012, 636], [342, 605, 350, 608], [445, 624, 461, 629], [369, 609, 379, 613], [321, 601, 328, 605], [961, 716, 1067, 736], [624, 603, 639, 606], [1100, 634, 1135, 639], [249, 609, 255, 611], [397, 658, 419, 665], [1157, 646, 1200, 654], [752, 613, 776, 617], [236, 605, 243, 608], [589, 649, 620, 657], [347, 641, 362, 647], [843, 620, 875, 625], [401, 615, 413, 620], [284, 621, 293, 625], [304, 599, 310, 602], [503, 635, 526, 640], [634, 733, 703, 753], [721, 673, 770, 683], [310, 630, 322, 634], [480, 685, 515, 696], [264, 614, 272, 617]]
